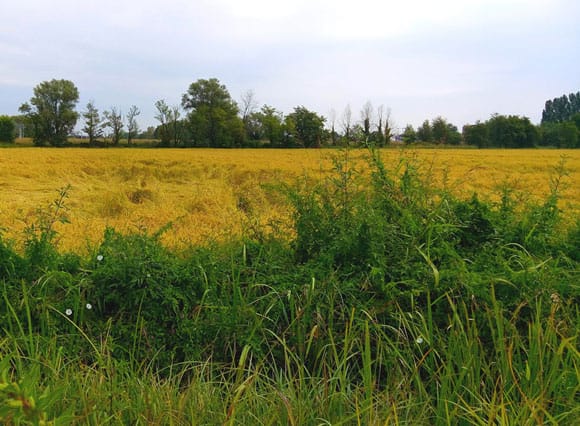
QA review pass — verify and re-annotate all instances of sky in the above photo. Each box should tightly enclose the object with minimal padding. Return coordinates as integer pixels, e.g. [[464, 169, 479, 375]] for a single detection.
[[1, 0, 579, 133]]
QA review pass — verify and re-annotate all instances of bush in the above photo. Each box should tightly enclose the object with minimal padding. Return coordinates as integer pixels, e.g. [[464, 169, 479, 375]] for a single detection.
[[0, 116, 15, 143]]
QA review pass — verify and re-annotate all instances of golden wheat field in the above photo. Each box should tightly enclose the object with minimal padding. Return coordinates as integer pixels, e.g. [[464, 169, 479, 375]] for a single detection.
[[0, 147, 578, 253]]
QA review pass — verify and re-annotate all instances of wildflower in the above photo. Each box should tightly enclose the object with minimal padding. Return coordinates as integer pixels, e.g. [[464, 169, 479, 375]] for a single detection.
[[415, 336, 424, 344], [86, 303, 92, 310], [65, 309, 73, 316], [97, 254, 104, 261]]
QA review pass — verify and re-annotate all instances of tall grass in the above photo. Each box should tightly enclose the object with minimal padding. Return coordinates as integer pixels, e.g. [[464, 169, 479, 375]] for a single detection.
[[1, 148, 578, 424]]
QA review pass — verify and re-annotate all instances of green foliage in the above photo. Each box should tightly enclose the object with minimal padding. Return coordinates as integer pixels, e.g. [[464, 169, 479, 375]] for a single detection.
[[286, 106, 326, 147], [0, 115, 15, 143], [247, 105, 285, 146], [0, 149, 578, 423], [540, 121, 579, 148], [542, 91, 580, 124], [181, 78, 244, 147], [462, 120, 490, 147], [416, 119, 433, 142], [401, 124, 417, 144], [464, 114, 540, 148], [19, 79, 79, 146], [431, 116, 461, 144], [81, 100, 103, 146]]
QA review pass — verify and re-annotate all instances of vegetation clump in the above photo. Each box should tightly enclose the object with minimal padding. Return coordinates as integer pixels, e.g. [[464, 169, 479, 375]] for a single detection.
[[1, 150, 578, 424]]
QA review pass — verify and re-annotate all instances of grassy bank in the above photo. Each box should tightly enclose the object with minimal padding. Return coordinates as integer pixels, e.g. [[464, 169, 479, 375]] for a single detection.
[[1, 149, 578, 424]]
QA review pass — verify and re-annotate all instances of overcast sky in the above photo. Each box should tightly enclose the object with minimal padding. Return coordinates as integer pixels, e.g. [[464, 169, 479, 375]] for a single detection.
[[1, 0, 579, 132]]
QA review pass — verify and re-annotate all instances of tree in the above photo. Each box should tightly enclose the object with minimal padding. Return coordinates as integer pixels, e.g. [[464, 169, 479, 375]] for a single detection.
[[286, 106, 326, 147], [341, 104, 352, 143], [104, 107, 123, 146], [487, 114, 538, 148], [19, 79, 79, 146], [240, 90, 257, 129], [360, 101, 373, 140], [82, 101, 103, 146], [253, 105, 285, 147], [431, 116, 448, 144], [416, 120, 432, 143], [463, 122, 489, 148], [540, 122, 579, 148], [542, 91, 580, 124], [0, 116, 15, 143], [401, 124, 416, 144], [170, 105, 183, 146], [182, 78, 244, 147], [431, 116, 462, 144], [126, 105, 140, 145], [154, 100, 172, 146]]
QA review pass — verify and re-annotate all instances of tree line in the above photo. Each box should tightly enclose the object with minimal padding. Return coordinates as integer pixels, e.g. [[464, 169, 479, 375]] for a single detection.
[[1, 79, 578, 148]]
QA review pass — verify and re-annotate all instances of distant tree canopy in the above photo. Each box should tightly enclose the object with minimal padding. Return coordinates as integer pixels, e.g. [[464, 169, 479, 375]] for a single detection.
[[19, 79, 79, 146], [286, 106, 326, 148], [0, 115, 15, 143], [538, 91, 580, 148], [181, 78, 244, 147], [541, 92, 580, 124], [462, 122, 489, 148], [401, 124, 417, 144], [13, 79, 579, 149], [246, 105, 285, 147], [540, 121, 578, 148], [462, 115, 539, 148]]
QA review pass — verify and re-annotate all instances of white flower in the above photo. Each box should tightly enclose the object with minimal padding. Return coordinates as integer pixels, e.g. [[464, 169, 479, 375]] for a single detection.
[[416, 336, 424, 344], [65, 309, 73, 316], [86, 303, 92, 310], [97, 255, 104, 261]]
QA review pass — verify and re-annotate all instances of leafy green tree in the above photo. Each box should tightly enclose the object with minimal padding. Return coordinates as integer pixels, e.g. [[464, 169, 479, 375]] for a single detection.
[[540, 122, 579, 148], [431, 116, 448, 144], [286, 106, 326, 147], [559, 122, 579, 148], [181, 78, 244, 147], [19, 79, 79, 146], [487, 114, 538, 148], [0, 115, 15, 143], [446, 123, 462, 145], [463, 122, 489, 148], [82, 101, 103, 146], [430, 116, 461, 144], [416, 120, 432, 142], [401, 124, 416, 144], [250, 105, 285, 147], [542, 91, 580, 124]]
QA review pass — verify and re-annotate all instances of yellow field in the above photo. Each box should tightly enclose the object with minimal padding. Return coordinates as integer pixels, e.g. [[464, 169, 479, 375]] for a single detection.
[[1, 148, 578, 252]]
